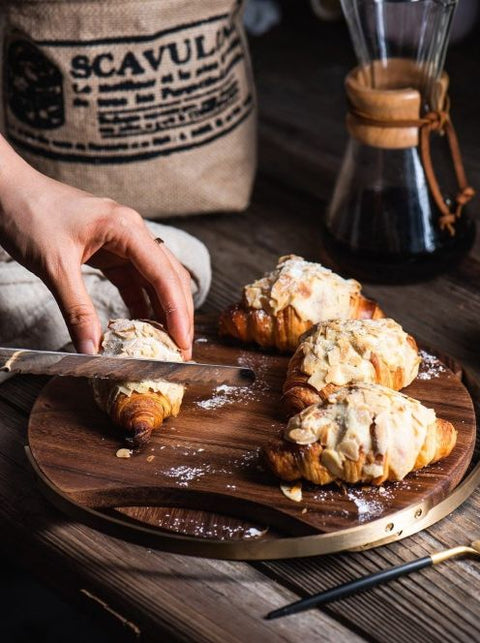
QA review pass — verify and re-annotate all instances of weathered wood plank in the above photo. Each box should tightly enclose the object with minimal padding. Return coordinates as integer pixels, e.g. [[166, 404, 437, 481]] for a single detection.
[[0, 375, 49, 414], [257, 503, 480, 643]]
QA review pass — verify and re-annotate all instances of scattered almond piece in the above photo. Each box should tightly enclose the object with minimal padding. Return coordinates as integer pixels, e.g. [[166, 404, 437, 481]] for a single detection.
[[280, 481, 303, 502], [301, 507, 308, 514], [336, 481, 348, 495], [146, 455, 155, 462], [116, 448, 132, 459]]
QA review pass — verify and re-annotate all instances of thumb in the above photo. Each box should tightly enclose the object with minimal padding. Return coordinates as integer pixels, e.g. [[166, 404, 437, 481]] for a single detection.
[[50, 266, 102, 354]]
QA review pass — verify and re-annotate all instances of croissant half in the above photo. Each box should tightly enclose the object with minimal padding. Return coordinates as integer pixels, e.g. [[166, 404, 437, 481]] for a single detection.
[[106, 389, 182, 448], [283, 318, 420, 416], [264, 383, 457, 486], [219, 255, 384, 353], [91, 319, 184, 448]]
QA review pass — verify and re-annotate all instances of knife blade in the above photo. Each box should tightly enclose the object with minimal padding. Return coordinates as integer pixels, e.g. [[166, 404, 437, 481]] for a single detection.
[[0, 347, 255, 387]]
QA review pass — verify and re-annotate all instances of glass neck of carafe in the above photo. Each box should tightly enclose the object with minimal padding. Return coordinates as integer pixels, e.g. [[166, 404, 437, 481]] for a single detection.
[[340, 0, 458, 113]]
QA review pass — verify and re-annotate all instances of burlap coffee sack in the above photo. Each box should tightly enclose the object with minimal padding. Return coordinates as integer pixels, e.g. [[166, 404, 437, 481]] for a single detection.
[[2, 0, 257, 217]]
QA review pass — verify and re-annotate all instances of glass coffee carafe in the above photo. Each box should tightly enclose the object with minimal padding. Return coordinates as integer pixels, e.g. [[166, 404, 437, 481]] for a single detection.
[[323, 0, 475, 282]]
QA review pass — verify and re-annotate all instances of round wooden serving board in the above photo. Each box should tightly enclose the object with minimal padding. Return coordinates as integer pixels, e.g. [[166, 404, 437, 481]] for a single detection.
[[27, 318, 476, 545]]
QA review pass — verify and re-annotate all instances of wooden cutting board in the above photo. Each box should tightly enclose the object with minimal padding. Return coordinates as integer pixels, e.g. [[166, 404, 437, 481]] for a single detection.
[[27, 316, 476, 540]]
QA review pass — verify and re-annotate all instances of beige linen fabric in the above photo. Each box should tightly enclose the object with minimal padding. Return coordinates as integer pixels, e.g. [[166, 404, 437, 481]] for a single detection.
[[0, 221, 211, 355], [2, 0, 256, 217]]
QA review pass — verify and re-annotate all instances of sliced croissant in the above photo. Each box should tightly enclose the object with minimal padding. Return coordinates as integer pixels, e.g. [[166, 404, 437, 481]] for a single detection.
[[91, 319, 184, 448], [283, 318, 420, 416], [264, 383, 457, 486], [219, 255, 384, 352]]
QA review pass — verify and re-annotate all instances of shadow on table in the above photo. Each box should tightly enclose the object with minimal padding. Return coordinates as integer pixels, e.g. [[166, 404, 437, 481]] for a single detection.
[[1, 554, 113, 643]]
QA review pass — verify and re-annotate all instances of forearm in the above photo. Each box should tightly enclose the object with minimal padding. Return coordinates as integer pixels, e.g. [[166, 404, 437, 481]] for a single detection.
[[0, 134, 49, 261], [0, 133, 32, 195]]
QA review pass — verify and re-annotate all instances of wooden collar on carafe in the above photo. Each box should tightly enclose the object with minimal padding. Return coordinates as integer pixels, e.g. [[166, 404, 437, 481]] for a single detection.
[[345, 59, 475, 236]]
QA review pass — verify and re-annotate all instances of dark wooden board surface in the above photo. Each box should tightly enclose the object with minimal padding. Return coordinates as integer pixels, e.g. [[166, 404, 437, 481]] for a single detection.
[[27, 317, 476, 540]]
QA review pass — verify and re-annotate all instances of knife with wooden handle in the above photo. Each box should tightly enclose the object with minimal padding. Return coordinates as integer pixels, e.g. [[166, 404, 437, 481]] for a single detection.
[[0, 347, 255, 387]]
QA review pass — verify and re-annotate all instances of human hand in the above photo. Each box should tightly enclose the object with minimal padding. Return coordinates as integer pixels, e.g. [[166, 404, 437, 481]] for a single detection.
[[0, 140, 193, 358]]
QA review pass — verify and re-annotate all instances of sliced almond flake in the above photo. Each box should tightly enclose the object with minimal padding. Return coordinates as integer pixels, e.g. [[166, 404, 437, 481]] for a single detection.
[[146, 455, 155, 462], [116, 448, 132, 459], [280, 481, 303, 502]]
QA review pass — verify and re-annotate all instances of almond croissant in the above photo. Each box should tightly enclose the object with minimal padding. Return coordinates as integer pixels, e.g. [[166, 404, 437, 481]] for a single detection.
[[91, 319, 184, 448], [283, 318, 420, 416], [219, 255, 384, 353], [264, 383, 457, 486]]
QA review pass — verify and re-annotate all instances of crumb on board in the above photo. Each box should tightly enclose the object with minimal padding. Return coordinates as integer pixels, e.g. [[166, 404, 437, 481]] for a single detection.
[[146, 455, 155, 462], [281, 481, 303, 502], [116, 448, 132, 459]]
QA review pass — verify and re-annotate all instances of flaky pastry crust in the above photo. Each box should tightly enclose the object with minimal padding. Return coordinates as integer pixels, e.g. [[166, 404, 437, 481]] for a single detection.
[[283, 318, 420, 415], [264, 383, 457, 486], [219, 255, 384, 352], [91, 318, 184, 448]]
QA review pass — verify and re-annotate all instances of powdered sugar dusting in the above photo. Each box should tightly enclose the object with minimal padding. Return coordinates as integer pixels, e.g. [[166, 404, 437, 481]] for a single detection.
[[310, 483, 396, 523], [417, 349, 446, 380], [237, 352, 271, 393], [195, 384, 245, 409], [244, 527, 264, 539], [155, 512, 266, 540], [194, 353, 272, 409], [164, 465, 206, 487], [347, 488, 384, 522], [154, 446, 262, 489]]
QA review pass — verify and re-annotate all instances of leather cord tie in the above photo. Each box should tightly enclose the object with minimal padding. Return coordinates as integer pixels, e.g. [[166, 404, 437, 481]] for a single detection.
[[348, 96, 475, 236]]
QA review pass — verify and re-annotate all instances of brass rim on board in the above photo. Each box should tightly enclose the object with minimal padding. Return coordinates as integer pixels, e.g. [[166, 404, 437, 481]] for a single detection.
[[24, 445, 480, 560]]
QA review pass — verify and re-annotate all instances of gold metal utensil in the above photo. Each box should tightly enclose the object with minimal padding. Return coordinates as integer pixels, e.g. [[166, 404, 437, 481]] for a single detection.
[[266, 540, 480, 620]]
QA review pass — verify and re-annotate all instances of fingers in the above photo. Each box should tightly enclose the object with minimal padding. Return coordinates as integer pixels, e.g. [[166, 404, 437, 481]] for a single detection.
[[110, 213, 194, 358], [106, 264, 193, 360], [151, 241, 194, 347], [47, 259, 102, 354], [158, 243, 194, 326]]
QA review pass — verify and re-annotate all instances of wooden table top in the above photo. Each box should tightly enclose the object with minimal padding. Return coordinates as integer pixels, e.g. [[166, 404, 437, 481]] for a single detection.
[[1, 7, 479, 642]]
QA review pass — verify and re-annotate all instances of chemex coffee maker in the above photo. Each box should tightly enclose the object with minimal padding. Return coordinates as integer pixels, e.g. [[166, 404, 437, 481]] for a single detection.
[[324, 0, 475, 282]]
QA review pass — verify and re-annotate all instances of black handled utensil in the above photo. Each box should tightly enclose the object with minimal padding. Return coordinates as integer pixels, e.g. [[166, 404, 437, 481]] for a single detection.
[[265, 540, 480, 620]]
